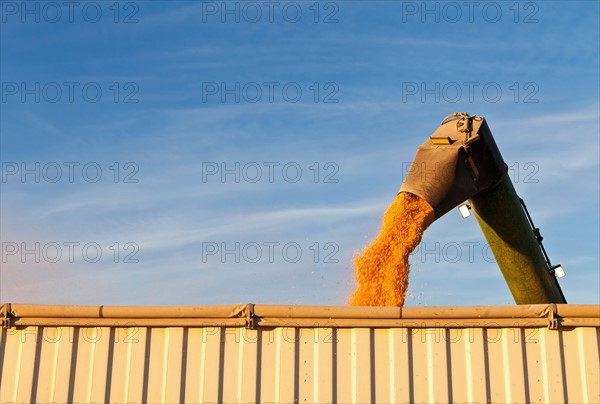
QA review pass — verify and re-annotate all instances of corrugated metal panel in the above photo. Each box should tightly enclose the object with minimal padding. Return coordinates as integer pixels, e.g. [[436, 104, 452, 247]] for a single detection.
[[1, 304, 599, 403]]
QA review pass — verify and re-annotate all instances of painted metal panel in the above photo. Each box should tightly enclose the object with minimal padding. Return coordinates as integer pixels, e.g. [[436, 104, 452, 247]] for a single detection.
[[1, 304, 598, 404]]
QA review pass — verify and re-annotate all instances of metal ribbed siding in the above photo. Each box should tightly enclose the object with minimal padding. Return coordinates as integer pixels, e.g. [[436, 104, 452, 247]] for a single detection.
[[1, 306, 599, 403]]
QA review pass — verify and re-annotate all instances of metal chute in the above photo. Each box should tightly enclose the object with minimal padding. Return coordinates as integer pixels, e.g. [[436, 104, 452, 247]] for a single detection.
[[400, 113, 566, 304]]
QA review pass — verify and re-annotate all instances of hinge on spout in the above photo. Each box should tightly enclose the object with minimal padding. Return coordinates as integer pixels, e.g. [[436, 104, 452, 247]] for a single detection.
[[441, 112, 482, 142]]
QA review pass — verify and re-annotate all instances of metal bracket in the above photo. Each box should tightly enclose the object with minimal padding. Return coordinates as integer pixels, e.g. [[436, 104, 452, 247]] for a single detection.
[[1, 304, 12, 328], [441, 112, 482, 142], [457, 115, 473, 137], [547, 304, 559, 330], [245, 303, 256, 329]]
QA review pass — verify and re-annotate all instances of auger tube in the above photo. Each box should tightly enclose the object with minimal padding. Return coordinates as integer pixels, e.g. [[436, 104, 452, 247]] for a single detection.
[[469, 177, 566, 303]]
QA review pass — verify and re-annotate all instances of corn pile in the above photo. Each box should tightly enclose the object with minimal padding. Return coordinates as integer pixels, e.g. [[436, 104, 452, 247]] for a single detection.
[[350, 192, 434, 307]]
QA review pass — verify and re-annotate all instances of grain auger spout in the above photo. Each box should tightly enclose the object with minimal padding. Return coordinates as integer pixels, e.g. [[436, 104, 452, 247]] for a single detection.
[[400, 112, 566, 304]]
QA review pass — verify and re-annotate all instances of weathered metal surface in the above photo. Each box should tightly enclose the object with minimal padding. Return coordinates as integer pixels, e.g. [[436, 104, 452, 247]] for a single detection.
[[1, 303, 598, 403]]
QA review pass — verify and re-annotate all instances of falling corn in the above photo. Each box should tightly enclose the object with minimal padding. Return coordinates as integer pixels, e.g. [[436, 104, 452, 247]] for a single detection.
[[350, 192, 434, 307]]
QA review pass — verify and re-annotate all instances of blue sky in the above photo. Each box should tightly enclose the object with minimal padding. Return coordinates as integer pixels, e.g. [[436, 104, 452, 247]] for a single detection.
[[1, 1, 598, 306]]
